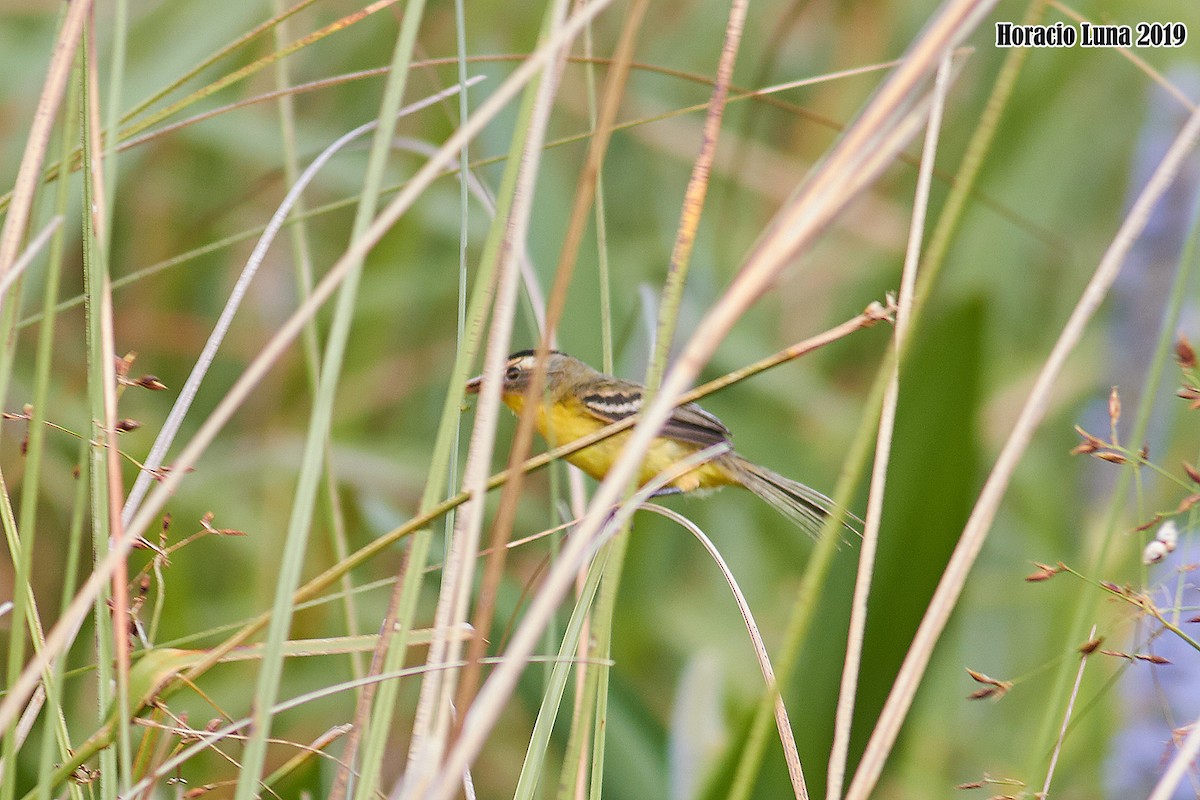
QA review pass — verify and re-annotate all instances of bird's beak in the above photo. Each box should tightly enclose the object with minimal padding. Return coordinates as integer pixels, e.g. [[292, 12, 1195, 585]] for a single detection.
[[464, 375, 482, 394]]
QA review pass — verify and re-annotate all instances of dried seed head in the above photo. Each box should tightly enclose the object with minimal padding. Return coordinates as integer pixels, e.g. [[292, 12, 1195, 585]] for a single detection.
[[1078, 637, 1103, 655], [1095, 452, 1127, 464], [1074, 425, 1105, 446], [964, 668, 1011, 700], [1178, 494, 1200, 514], [134, 375, 168, 391], [114, 419, 142, 433], [1109, 386, 1121, 427], [1134, 653, 1171, 665], [115, 351, 137, 380], [1177, 334, 1196, 369], [1025, 563, 1061, 582], [1135, 514, 1165, 532]]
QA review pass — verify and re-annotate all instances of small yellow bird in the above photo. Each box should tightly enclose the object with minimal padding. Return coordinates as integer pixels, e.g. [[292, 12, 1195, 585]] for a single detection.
[[466, 350, 855, 535]]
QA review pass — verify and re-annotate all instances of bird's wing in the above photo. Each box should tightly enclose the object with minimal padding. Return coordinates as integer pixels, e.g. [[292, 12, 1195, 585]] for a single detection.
[[578, 380, 732, 448]]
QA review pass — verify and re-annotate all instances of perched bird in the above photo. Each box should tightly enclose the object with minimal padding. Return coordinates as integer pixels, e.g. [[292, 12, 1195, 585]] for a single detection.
[[465, 350, 856, 535]]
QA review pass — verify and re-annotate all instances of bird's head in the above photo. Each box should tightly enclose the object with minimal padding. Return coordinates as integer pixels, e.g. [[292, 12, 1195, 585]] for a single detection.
[[465, 350, 593, 398]]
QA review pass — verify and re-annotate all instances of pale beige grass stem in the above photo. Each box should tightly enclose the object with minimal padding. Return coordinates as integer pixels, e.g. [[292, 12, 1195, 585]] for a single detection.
[[844, 92, 1200, 800], [0, 0, 616, 735], [826, 51, 952, 800], [399, 3, 573, 790]]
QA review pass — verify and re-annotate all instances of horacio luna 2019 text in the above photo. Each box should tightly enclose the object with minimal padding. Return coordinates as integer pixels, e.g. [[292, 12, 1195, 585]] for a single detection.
[[995, 21, 1187, 48]]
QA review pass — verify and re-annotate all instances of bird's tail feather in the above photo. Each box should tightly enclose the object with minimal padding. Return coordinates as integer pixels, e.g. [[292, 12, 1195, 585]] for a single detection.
[[730, 457, 861, 539]]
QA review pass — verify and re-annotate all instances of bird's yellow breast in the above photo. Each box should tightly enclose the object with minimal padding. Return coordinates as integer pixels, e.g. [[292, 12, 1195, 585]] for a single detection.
[[500, 392, 734, 492]]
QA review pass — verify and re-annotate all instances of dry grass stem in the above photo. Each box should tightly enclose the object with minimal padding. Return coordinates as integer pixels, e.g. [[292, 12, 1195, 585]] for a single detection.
[[845, 82, 1200, 800], [647, 504, 808, 799], [0, 0, 617, 736], [827, 50, 951, 800]]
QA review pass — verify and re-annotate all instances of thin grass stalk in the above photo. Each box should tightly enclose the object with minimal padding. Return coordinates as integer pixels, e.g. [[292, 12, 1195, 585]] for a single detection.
[[0, 0, 392, 221], [34, 442, 90, 800], [648, 505, 808, 797], [439, 3, 478, 651], [18, 63, 906, 333], [119, 0, 322, 127], [77, 18, 136, 797], [844, 94, 1200, 800], [646, 0, 747, 388], [557, 631, 600, 799], [116, 0, 406, 150], [406, 2, 575, 788], [721, 22, 1001, 793], [270, 0, 363, 685], [571, 16, 616, 799], [577, 7, 746, 797], [449, 0, 472, 710], [343, 8, 611, 792], [509, 446, 732, 799], [122, 655, 596, 800], [120, 83, 474, 527], [99, 0, 125, 233], [451, 0, 649, 748], [351, 51, 551, 800], [1041, 624, 1096, 796], [583, 38, 615, 377], [727, 361, 885, 800], [446, 0, 575, 746], [731, 21, 1005, 792], [231, 2, 430, 794], [826, 53, 950, 800], [7, 66, 80, 797], [18, 69, 80, 796], [5, 222, 68, 646], [1148, 704, 1200, 800], [0, 0, 91, 278], [575, 525, 627, 799], [1030, 110, 1200, 774], [914, 0, 1045, 312], [0, 473, 60, 760]]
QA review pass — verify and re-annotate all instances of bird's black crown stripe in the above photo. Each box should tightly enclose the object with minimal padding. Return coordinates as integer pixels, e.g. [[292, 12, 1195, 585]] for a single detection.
[[507, 348, 565, 361]]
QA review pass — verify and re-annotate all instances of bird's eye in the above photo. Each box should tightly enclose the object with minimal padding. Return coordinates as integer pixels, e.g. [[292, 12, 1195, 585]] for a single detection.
[[505, 366, 521, 382]]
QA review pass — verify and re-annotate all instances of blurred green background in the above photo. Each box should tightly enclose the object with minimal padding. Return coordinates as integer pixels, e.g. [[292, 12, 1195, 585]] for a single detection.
[[2, 0, 1200, 797]]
